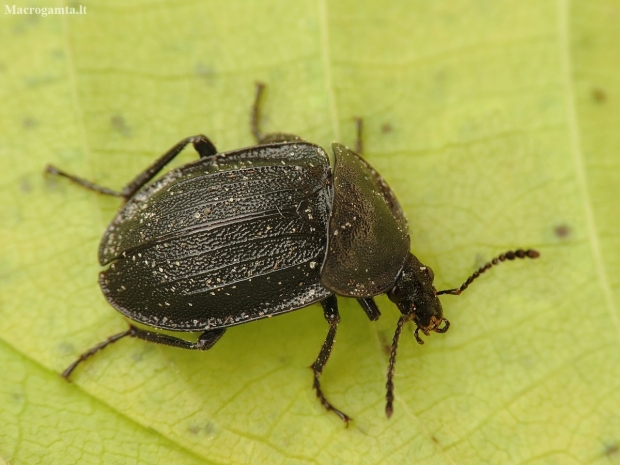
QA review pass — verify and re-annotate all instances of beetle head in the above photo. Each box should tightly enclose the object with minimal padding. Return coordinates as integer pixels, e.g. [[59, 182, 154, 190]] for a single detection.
[[387, 253, 450, 342]]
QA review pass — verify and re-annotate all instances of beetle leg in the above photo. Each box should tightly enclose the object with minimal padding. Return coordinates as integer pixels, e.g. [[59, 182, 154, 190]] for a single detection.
[[62, 328, 133, 379], [45, 165, 124, 197], [120, 135, 217, 199], [385, 313, 414, 418], [354, 117, 363, 155], [356, 298, 381, 321], [62, 326, 226, 379], [310, 295, 352, 424], [46, 135, 218, 200], [250, 82, 304, 145], [127, 325, 226, 350]]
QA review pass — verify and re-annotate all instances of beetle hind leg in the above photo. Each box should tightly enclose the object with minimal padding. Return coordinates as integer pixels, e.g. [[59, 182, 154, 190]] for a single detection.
[[62, 325, 226, 379], [250, 82, 304, 145], [62, 328, 133, 379], [354, 117, 363, 155], [127, 325, 226, 350], [46, 134, 218, 201], [310, 295, 352, 424], [45, 165, 124, 197]]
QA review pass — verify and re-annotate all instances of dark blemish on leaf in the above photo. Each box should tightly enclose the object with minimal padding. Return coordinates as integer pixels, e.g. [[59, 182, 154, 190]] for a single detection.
[[554, 224, 571, 239], [378, 331, 391, 356], [278, 355, 291, 365], [195, 63, 216, 84], [0, 62, 6, 73], [381, 123, 393, 134], [12, 392, 23, 403], [131, 344, 155, 362], [22, 117, 37, 129], [20, 176, 32, 193], [12, 15, 40, 34], [188, 422, 216, 436], [111, 115, 132, 137], [44, 175, 61, 192], [431, 435, 439, 444], [25, 75, 58, 88], [603, 442, 619, 458], [187, 425, 199, 434], [591, 87, 607, 103], [57, 342, 76, 355]]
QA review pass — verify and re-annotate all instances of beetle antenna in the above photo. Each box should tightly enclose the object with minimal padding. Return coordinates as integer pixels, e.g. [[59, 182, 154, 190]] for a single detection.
[[437, 249, 540, 296]]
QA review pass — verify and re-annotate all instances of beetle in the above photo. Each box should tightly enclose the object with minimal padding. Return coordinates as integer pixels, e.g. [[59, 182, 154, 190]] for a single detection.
[[46, 83, 539, 423]]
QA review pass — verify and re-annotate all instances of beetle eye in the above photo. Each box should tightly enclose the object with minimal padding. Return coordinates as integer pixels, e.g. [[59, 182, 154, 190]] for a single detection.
[[387, 285, 402, 303]]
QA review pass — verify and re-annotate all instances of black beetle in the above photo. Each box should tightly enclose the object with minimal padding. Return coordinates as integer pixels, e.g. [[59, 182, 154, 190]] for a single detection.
[[46, 83, 539, 423]]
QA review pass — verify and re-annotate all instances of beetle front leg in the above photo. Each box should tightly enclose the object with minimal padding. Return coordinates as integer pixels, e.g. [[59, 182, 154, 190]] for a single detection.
[[310, 295, 351, 424]]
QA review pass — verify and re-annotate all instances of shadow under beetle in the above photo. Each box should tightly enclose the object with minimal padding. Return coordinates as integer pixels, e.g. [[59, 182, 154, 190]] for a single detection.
[[46, 83, 540, 424]]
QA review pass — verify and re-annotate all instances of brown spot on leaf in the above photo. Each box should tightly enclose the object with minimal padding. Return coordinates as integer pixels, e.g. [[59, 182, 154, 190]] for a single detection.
[[604, 442, 619, 458], [381, 123, 393, 134], [379, 331, 391, 355], [111, 115, 132, 137], [20, 176, 32, 192], [188, 422, 216, 436], [195, 63, 216, 84], [592, 87, 607, 103], [22, 117, 37, 129], [554, 224, 571, 239]]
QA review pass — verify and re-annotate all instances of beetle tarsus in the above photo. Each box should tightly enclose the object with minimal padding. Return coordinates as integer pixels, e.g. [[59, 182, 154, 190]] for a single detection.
[[250, 82, 305, 145], [312, 373, 352, 425], [62, 328, 132, 379], [413, 327, 425, 345], [435, 318, 450, 333], [45, 164, 123, 197]]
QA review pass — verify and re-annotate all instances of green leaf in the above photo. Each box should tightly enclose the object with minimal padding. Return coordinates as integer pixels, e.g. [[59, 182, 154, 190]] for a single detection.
[[2, 1, 620, 463]]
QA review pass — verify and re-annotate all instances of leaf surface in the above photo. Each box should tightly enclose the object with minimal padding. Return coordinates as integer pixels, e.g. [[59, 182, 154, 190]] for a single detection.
[[1, 1, 620, 464]]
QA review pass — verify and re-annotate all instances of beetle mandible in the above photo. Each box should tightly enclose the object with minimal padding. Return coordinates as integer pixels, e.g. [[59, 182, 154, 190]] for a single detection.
[[46, 83, 540, 423]]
